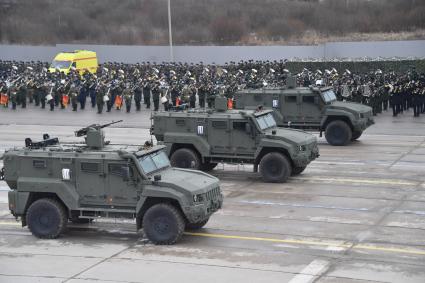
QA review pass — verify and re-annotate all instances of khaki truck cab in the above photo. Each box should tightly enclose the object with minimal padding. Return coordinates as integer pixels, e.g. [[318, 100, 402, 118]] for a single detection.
[[2, 122, 222, 245], [234, 84, 374, 146], [49, 50, 98, 74], [152, 98, 319, 183]]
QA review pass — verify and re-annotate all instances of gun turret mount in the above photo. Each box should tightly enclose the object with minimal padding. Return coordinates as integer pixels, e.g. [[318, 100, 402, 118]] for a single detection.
[[75, 120, 123, 149]]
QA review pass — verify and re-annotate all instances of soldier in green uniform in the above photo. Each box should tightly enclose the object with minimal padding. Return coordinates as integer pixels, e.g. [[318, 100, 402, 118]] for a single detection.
[[17, 79, 27, 109], [123, 83, 133, 113], [8, 83, 18, 110], [69, 82, 79, 112], [96, 82, 106, 114]]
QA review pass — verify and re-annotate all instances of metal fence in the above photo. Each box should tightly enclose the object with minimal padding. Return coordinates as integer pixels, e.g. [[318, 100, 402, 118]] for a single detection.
[[1, 40, 424, 64]]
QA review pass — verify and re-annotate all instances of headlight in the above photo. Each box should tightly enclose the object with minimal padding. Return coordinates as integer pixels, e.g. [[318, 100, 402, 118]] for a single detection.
[[193, 194, 204, 203], [298, 145, 307, 151]]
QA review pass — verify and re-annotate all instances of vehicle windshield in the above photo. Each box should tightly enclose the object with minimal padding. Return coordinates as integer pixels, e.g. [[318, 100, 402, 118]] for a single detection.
[[321, 90, 337, 104], [138, 150, 170, 175], [50, 60, 71, 69], [256, 113, 277, 130]]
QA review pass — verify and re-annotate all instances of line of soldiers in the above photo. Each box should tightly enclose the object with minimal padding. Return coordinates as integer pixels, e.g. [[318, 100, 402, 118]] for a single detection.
[[297, 67, 425, 117], [1, 60, 424, 117]]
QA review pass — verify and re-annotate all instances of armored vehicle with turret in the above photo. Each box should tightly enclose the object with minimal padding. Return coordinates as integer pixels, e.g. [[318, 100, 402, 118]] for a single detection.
[[1, 121, 222, 245], [152, 98, 319, 183], [234, 80, 374, 146]]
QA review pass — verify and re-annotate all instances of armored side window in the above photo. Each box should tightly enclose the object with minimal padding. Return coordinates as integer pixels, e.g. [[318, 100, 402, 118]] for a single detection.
[[212, 121, 227, 129], [175, 119, 185, 126], [33, 159, 46, 168], [233, 121, 246, 131], [285, 96, 297, 103], [81, 162, 99, 173], [302, 96, 315, 104]]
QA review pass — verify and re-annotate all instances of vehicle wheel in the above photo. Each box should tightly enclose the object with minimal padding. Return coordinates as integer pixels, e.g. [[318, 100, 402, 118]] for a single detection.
[[143, 203, 185, 245], [291, 166, 307, 176], [26, 198, 67, 239], [325, 120, 352, 146], [170, 148, 201, 170], [259, 152, 291, 183], [201, 162, 217, 171], [186, 218, 209, 230], [351, 130, 363, 141]]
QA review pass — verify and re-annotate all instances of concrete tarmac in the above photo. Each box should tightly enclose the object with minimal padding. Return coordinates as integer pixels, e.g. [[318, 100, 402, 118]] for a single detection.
[[0, 105, 424, 283]]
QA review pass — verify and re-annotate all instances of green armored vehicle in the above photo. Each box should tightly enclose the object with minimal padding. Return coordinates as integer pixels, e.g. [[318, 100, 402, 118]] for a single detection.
[[152, 98, 319, 183], [234, 82, 374, 146], [1, 121, 222, 245]]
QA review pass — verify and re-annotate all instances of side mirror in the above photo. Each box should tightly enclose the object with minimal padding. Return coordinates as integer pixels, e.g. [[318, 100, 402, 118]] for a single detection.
[[245, 123, 252, 134], [121, 166, 131, 181]]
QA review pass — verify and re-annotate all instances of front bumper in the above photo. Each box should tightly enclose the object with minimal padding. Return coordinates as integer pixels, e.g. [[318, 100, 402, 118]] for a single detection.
[[293, 143, 320, 167], [184, 192, 223, 223], [353, 117, 374, 131]]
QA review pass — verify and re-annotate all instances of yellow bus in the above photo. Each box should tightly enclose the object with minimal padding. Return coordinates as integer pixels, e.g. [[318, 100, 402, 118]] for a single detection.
[[49, 50, 98, 74]]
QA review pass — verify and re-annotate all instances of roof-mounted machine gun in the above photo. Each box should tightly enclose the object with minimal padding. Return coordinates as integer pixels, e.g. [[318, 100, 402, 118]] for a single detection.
[[75, 120, 123, 149]]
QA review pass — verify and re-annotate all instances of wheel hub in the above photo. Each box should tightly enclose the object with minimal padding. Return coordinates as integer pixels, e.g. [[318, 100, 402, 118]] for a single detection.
[[153, 217, 170, 234]]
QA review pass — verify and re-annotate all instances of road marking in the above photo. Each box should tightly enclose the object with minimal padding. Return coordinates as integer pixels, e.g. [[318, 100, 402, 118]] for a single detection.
[[288, 259, 330, 283], [293, 176, 418, 186], [354, 244, 425, 256], [239, 200, 370, 212], [184, 232, 425, 256], [0, 221, 20, 226], [1, 221, 424, 256]]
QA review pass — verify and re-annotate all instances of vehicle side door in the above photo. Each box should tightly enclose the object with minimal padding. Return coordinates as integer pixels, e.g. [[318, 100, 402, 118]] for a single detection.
[[208, 119, 231, 154], [230, 120, 257, 155], [105, 160, 140, 207], [281, 93, 301, 124], [75, 159, 107, 206], [299, 93, 322, 127]]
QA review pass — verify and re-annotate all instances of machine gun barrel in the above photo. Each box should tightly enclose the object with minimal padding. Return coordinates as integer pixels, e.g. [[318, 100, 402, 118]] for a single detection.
[[74, 120, 123, 137]]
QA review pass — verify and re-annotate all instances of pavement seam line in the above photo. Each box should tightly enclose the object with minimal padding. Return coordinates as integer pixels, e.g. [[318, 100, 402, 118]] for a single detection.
[[184, 232, 425, 256]]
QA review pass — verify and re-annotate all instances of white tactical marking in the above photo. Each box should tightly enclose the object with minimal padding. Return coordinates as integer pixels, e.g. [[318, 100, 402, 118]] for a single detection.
[[62, 168, 71, 180], [197, 125, 204, 135], [272, 99, 278, 107], [288, 259, 330, 283]]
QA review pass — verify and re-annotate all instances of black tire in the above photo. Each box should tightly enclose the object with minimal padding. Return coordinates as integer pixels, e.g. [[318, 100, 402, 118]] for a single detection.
[[186, 218, 209, 230], [26, 198, 67, 239], [259, 152, 291, 183], [351, 130, 363, 141], [291, 166, 307, 176], [170, 148, 201, 170], [143, 203, 185, 245], [325, 120, 352, 146], [201, 162, 217, 171]]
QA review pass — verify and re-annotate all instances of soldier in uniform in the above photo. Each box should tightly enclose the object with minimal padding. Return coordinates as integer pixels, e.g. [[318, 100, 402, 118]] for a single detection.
[[39, 82, 48, 109], [143, 77, 151, 109], [133, 82, 142, 111], [152, 81, 161, 111], [7, 83, 18, 110], [95, 82, 106, 114], [78, 82, 88, 110], [69, 82, 79, 112], [123, 82, 133, 113], [17, 79, 27, 109]]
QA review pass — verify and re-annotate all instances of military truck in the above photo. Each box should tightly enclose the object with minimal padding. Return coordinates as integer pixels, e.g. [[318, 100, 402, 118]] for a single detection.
[[1, 121, 222, 245], [152, 98, 319, 183], [234, 82, 374, 146]]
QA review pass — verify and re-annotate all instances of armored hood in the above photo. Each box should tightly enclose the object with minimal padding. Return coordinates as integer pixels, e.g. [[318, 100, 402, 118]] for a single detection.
[[264, 128, 317, 145], [330, 101, 372, 114], [153, 167, 219, 193]]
